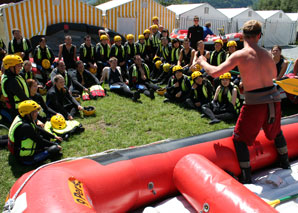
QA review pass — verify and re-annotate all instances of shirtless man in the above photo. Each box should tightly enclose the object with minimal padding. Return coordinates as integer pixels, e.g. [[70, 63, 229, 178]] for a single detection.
[[198, 20, 290, 183]]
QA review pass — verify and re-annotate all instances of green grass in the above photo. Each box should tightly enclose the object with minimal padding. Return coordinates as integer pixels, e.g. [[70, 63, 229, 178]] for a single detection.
[[0, 91, 297, 207]]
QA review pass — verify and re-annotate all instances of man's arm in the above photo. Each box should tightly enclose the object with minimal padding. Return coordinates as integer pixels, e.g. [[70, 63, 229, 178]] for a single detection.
[[198, 52, 239, 78]]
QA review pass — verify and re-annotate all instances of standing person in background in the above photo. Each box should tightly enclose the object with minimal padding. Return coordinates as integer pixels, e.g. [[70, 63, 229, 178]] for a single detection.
[[79, 35, 97, 75], [187, 16, 204, 50], [95, 34, 110, 80], [8, 28, 32, 60], [151, 25, 161, 55], [58, 35, 77, 70], [198, 20, 290, 184], [203, 22, 215, 39], [271, 45, 288, 81], [151, 16, 163, 32], [124, 34, 139, 68]]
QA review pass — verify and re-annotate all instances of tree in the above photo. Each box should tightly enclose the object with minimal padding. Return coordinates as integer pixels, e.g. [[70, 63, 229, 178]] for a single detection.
[[254, 0, 298, 12]]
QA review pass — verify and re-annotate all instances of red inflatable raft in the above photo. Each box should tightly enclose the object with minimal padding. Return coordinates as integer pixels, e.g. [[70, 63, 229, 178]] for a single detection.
[[4, 115, 298, 212]]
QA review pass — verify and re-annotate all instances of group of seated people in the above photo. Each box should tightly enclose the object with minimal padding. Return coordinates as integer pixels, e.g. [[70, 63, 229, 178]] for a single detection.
[[0, 23, 297, 165]]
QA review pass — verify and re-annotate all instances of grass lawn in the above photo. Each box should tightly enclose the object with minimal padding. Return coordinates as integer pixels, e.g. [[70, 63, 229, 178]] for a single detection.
[[0, 91, 297, 207]]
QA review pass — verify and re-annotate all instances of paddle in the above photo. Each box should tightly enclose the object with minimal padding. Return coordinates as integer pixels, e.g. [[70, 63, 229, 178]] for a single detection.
[[267, 193, 298, 208], [275, 78, 298, 96]]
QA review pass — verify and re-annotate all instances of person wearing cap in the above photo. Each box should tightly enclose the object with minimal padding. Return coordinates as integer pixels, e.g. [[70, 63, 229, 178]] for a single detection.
[[164, 65, 191, 103], [8, 28, 32, 60], [151, 24, 161, 55], [1, 55, 29, 120], [129, 55, 160, 99], [58, 35, 77, 70], [110, 35, 127, 82], [201, 72, 241, 124], [178, 38, 195, 75], [95, 34, 110, 80], [151, 16, 163, 32], [136, 34, 152, 68], [203, 22, 215, 39], [187, 16, 204, 50], [185, 71, 214, 110], [46, 74, 83, 120], [0, 38, 7, 67], [79, 35, 97, 74], [33, 37, 55, 85], [72, 60, 104, 100], [50, 60, 74, 94], [226, 40, 241, 86], [143, 29, 154, 60], [8, 100, 62, 165], [100, 57, 140, 102], [198, 20, 290, 183], [124, 34, 139, 68]]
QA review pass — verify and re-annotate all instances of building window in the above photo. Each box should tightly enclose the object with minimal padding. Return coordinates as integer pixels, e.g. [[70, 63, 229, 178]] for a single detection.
[[248, 11, 252, 17], [204, 7, 209, 14]]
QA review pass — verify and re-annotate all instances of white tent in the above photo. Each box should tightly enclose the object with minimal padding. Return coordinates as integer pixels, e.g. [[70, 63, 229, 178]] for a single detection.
[[256, 10, 293, 47], [217, 8, 264, 33], [286, 13, 298, 44], [167, 3, 229, 35]]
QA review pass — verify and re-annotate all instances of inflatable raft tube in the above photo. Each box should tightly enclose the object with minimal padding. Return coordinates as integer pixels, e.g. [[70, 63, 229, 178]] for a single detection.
[[4, 115, 298, 212]]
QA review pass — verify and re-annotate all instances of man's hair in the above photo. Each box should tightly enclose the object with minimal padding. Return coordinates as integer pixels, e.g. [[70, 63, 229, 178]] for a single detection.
[[26, 79, 36, 89], [242, 20, 262, 38], [23, 60, 31, 66], [12, 28, 20, 35], [54, 74, 64, 83], [205, 22, 211, 27], [133, 55, 141, 61], [65, 35, 71, 39], [84, 35, 91, 41], [197, 40, 204, 46], [193, 16, 199, 21], [109, 57, 118, 62], [76, 60, 84, 67], [183, 38, 190, 42]]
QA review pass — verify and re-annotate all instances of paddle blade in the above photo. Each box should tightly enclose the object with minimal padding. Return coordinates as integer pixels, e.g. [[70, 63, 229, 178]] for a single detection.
[[267, 199, 281, 208], [275, 78, 298, 96]]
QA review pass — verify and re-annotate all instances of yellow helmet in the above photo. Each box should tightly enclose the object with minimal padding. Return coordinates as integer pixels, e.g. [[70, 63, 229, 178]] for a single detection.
[[172, 65, 183, 73], [51, 114, 66, 130], [89, 67, 97, 74], [214, 39, 223, 46], [152, 16, 159, 21], [38, 87, 47, 96], [100, 35, 109, 41], [3, 55, 23, 69], [219, 72, 231, 80], [126, 34, 134, 40], [163, 63, 171, 72], [138, 34, 145, 40], [151, 25, 158, 30], [144, 29, 151, 34], [41, 59, 51, 69], [156, 88, 166, 96], [83, 106, 96, 116], [153, 56, 160, 62], [114, 35, 122, 42], [155, 60, 162, 69], [72, 94, 81, 102], [191, 71, 203, 80], [18, 100, 41, 117], [227, 40, 237, 47]]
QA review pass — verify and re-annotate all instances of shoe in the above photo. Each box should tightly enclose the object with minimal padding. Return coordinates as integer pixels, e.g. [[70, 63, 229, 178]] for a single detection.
[[201, 113, 206, 118], [132, 91, 140, 102], [279, 154, 291, 169], [239, 167, 252, 184], [209, 118, 221, 125], [163, 98, 170, 103], [149, 89, 155, 100]]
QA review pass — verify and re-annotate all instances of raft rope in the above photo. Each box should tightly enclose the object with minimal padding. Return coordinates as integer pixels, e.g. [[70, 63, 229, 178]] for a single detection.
[[3, 138, 171, 212]]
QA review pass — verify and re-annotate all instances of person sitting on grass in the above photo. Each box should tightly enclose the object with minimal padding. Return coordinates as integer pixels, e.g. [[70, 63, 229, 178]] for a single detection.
[[100, 57, 140, 102], [164, 65, 191, 104], [201, 72, 241, 124], [46, 74, 83, 120], [129, 55, 160, 100], [185, 71, 214, 111], [8, 100, 62, 165], [71, 60, 105, 100]]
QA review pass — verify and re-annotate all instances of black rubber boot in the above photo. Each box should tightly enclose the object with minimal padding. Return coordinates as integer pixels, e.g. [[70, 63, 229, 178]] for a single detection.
[[274, 131, 290, 169], [239, 167, 252, 184]]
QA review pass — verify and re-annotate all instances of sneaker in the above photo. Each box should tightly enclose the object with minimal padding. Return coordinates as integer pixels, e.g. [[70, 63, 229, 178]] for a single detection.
[[209, 118, 221, 125], [163, 98, 170, 103], [201, 113, 206, 118], [149, 89, 155, 100], [279, 154, 291, 169]]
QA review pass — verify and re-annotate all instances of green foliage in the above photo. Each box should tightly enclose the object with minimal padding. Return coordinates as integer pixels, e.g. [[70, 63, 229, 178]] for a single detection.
[[253, 0, 298, 12], [161, 0, 255, 8]]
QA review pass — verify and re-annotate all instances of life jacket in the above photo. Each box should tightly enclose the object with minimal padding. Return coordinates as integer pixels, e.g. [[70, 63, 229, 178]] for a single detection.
[[152, 32, 161, 48], [161, 45, 170, 61], [125, 42, 137, 56], [145, 38, 151, 47], [36, 45, 52, 60], [171, 47, 181, 64], [10, 38, 28, 53], [8, 115, 36, 156], [1, 74, 29, 109], [210, 50, 225, 66], [82, 85, 105, 100], [44, 120, 84, 139], [137, 42, 146, 55], [112, 44, 125, 58], [170, 75, 189, 92], [132, 64, 150, 83], [81, 43, 94, 58], [217, 83, 241, 114], [193, 81, 210, 100], [96, 43, 110, 58]]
